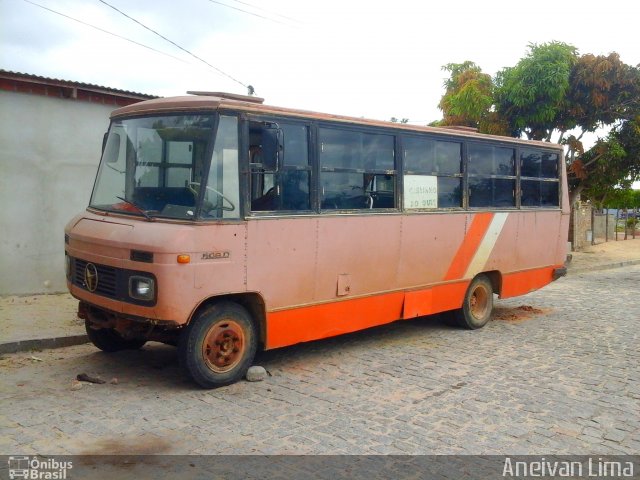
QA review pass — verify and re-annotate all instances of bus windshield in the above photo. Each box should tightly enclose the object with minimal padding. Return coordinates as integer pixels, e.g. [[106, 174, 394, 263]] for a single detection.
[[90, 114, 240, 220]]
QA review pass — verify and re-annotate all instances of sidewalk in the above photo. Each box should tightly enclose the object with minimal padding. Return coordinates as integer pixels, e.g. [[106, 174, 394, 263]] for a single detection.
[[1, 238, 639, 354], [568, 236, 640, 273]]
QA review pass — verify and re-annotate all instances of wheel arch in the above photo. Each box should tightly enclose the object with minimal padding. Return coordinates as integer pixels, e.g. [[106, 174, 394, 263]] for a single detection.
[[189, 292, 267, 349], [481, 270, 502, 297]]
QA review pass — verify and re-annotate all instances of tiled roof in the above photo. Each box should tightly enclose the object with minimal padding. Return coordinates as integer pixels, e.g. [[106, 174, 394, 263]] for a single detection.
[[0, 69, 159, 100]]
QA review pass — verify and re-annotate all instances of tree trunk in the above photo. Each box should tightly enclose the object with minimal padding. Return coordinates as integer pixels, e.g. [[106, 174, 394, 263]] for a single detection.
[[624, 208, 628, 240], [569, 185, 584, 207]]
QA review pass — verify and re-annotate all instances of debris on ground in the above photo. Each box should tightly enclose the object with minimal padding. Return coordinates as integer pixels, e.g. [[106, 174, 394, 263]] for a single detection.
[[493, 305, 548, 322], [516, 305, 543, 314], [77, 373, 106, 384], [70, 380, 83, 391], [109, 377, 118, 385], [246, 366, 267, 382]]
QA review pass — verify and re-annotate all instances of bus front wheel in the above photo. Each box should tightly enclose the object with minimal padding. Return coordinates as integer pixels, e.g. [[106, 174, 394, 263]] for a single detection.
[[179, 301, 257, 388], [443, 274, 494, 329]]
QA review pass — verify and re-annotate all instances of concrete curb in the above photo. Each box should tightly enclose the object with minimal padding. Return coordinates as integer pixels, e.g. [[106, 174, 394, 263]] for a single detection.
[[1, 260, 638, 355], [568, 259, 640, 275], [0, 334, 89, 355]]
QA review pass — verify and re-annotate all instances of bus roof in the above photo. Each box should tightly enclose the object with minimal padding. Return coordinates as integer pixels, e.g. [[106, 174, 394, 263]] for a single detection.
[[111, 92, 562, 150]]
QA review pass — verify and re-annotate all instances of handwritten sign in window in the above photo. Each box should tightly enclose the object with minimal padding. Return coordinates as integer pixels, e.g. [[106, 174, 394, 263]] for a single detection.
[[404, 175, 437, 209]]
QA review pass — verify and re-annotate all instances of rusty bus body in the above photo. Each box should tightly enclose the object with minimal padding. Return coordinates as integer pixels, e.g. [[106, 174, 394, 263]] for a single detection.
[[65, 93, 569, 387]]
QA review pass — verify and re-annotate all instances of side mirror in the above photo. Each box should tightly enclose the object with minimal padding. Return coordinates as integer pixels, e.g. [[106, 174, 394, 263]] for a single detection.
[[260, 123, 284, 172]]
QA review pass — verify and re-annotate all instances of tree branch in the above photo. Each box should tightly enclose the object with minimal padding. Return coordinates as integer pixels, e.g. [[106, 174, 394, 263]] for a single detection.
[[545, 130, 553, 142], [581, 152, 605, 170]]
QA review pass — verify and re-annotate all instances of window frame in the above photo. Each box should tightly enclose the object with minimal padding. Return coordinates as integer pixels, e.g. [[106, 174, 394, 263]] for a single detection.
[[198, 113, 242, 220], [466, 141, 518, 210], [317, 123, 399, 213], [235, 111, 563, 218], [518, 147, 562, 209], [400, 133, 465, 211], [244, 114, 315, 216]]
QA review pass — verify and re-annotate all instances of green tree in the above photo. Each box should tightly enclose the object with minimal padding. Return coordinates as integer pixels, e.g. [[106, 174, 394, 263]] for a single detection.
[[435, 42, 640, 204], [579, 136, 628, 207], [607, 188, 640, 209], [438, 62, 494, 128], [580, 116, 640, 205], [495, 42, 578, 141]]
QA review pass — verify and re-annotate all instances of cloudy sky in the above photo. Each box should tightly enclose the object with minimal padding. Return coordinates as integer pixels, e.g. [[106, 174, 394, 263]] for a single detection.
[[2, 0, 639, 127]]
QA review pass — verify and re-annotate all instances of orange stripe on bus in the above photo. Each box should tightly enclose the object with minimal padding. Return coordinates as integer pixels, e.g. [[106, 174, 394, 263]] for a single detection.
[[264, 280, 472, 350], [266, 292, 405, 349], [264, 264, 560, 350], [444, 212, 494, 281], [402, 281, 469, 319], [500, 265, 560, 298]]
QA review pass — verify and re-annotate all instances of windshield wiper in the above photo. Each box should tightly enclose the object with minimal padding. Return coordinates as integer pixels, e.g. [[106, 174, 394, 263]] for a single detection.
[[115, 196, 154, 221]]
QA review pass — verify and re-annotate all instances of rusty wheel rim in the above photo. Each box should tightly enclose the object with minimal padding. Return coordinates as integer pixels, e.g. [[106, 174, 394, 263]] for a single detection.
[[202, 320, 245, 373], [469, 284, 489, 320]]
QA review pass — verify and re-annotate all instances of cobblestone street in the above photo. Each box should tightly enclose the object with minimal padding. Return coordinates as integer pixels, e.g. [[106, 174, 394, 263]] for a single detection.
[[1, 265, 639, 456]]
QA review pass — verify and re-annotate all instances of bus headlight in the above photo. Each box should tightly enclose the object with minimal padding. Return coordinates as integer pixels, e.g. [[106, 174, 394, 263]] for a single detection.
[[129, 276, 155, 301]]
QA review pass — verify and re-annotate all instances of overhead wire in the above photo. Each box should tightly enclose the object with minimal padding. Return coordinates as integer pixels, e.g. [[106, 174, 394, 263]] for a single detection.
[[97, 0, 251, 90], [21, 0, 188, 63], [226, 0, 302, 24], [205, 0, 292, 26]]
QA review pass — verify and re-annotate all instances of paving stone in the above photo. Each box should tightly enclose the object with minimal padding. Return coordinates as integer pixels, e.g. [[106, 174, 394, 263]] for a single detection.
[[1, 265, 639, 454], [603, 429, 627, 443]]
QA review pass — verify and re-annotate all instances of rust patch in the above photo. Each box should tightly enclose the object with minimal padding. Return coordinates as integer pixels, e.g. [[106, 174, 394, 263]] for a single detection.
[[493, 305, 549, 323]]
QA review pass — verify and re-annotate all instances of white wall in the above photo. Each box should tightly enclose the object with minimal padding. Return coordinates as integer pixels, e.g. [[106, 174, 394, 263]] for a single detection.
[[0, 91, 114, 295]]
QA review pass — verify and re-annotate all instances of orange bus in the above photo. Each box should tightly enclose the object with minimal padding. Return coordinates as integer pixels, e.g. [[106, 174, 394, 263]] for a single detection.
[[64, 92, 569, 387]]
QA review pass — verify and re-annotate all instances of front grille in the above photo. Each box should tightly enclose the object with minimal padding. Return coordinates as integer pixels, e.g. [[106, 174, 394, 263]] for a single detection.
[[73, 259, 118, 299], [70, 257, 157, 306]]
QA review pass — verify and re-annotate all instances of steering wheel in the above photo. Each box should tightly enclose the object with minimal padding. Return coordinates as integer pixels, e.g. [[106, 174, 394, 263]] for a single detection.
[[188, 182, 236, 212]]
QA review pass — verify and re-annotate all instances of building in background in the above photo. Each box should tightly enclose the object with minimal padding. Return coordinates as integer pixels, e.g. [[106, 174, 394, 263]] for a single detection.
[[0, 70, 157, 295]]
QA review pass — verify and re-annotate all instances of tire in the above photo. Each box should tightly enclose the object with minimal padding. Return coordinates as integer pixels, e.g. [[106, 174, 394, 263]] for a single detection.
[[85, 319, 147, 352], [178, 301, 257, 388], [443, 274, 494, 330]]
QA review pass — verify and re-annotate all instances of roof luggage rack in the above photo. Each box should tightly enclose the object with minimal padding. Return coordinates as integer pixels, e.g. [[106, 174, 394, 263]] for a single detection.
[[186, 91, 264, 104]]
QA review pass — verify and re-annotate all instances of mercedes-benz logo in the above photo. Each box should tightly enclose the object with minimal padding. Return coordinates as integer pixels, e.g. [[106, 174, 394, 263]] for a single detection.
[[84, 263, 98, 292]]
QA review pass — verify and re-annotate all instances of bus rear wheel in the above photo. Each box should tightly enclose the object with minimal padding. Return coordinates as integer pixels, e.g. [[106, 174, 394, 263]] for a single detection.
[[443, 274, 494, 329], [178, 301, 257, 388]]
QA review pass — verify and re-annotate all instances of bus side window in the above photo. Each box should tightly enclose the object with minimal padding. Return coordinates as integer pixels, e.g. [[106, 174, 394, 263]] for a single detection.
[[319, 128, 397, 210], [403, 136, 462, 210], [468, 144, 516, 208], [520, 149, 560, 207], [250, 122, 311, 212]]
